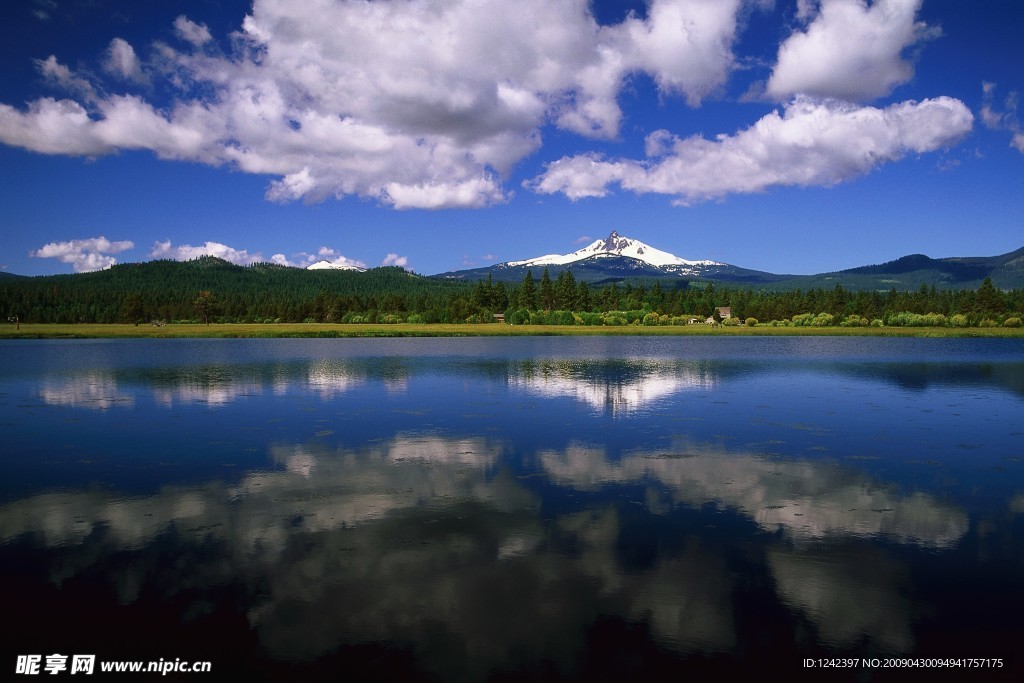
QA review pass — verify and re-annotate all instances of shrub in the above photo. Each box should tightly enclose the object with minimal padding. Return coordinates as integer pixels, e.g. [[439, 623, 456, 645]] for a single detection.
[[840, 314, 867, 327], [791, 313, 814, 327], [949, 314, 970, 328], [552, 310, 576, 325], [811, 313, 834, 327], [745, 317, 758, 326], [506, 309, 530, 325], [1003, 317, 1021, 328], [979, 318, 998, 327]]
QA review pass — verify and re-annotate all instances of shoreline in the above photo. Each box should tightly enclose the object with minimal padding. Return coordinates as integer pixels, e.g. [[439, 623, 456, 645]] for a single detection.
[[2, 323, 1023, 339]]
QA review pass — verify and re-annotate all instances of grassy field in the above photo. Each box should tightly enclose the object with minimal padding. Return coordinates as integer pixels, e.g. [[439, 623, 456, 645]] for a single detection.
[[2, 322, 1023, 339]]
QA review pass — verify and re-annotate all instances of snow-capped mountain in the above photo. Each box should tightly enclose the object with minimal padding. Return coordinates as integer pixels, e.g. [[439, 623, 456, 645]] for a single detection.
[[306, 260, 366, 272], [508, 231, 722, 274], [434, 231, 781, 283]]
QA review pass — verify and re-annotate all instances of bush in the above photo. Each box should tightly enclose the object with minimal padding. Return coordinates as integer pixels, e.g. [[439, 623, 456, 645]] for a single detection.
[[840, 314, 867, 327], [745, 317, 758, 327], [811, 313, 834, 327], [506, 309, 530, 325], [791, 313, 814, 327], [1003, 317, 1021, 328], [551, 310, 576, 325], [602, 313, 627, 326], [949, 314, 970, 328]]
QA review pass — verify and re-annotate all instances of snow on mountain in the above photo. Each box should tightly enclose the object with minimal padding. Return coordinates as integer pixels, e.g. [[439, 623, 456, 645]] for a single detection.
[[306, 260, 366, 272], [506, 231, 722, 269]]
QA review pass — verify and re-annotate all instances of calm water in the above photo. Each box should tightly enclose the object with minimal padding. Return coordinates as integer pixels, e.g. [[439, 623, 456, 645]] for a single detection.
[[1, 337, 1022, 680]]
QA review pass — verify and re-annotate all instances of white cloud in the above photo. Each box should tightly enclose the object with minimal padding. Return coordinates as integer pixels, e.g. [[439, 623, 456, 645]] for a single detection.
[[529, 96, 973, 203], [104, 38, 147, 85], [767, 0, 938, 101], [150, 240, 261, 265], [173, 16, 213, 47], [0, 0, 746, 209], [34, 56, 97, 103], [30, 236, 134, 272], [381, 253, 409, 268], [980, 82, 1024, 154], [32, 0, 57, 21]]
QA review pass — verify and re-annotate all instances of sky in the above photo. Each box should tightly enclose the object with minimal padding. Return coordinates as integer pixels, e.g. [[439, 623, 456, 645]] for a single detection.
[[0, 0, 1021, 277]]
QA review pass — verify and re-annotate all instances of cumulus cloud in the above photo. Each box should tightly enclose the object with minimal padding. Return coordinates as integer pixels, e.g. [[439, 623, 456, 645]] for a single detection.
[[149, 240, 261, 265], [30, 236, 134, 272], [767, 0, 939, 101], [381, 253, 409, 268], [173, 16, 213, 47], [0, 0, 974, 210], [34, 56, 97, 103], [529, 96, 973, 204], [0, 0, 746, 209], [104, 38, 147, 85]]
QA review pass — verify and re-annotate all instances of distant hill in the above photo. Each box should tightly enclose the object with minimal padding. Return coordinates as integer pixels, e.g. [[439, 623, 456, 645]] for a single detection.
[[434, 231, 1024, 291], [435, 232, 790, 285], [767, 246, 1024, 291]]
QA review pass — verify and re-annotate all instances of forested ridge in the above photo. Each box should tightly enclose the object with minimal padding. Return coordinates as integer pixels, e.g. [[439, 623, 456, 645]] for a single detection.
[[2, 256, 1022, 328]]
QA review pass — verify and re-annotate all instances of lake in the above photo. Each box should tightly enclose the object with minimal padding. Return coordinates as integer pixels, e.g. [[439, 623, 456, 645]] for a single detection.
[[1, 336, 1022, 680]]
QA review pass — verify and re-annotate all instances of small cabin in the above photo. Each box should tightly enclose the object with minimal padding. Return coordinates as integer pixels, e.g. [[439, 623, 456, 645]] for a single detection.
[[715, 307, 732, 320]]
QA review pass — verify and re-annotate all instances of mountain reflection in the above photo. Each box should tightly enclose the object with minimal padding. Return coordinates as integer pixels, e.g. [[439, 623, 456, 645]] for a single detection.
[[33, 357, 1024, 418], [505, 359, 717, 415]]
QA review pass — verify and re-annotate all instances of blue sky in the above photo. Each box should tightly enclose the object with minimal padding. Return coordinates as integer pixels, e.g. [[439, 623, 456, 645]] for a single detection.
[[1, 0, 1021, 277]]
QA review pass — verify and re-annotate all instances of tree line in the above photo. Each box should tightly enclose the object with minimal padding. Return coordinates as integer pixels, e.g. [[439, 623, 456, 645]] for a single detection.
[[2, 258, 1022, 328]]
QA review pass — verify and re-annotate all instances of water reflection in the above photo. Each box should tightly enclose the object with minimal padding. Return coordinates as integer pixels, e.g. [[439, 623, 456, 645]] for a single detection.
[[768, 546, 913, 651], [506, 359, 717, 415], [0, 432, 973, 671], [29, 356, 1024, 416], [2, 338, 1022, 679], [539, 440, 968, 547]]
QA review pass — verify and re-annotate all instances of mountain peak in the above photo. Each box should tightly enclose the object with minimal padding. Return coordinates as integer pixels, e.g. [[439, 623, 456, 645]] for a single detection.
[[507, 232, 722, 270], [307, 260, 366, 272]]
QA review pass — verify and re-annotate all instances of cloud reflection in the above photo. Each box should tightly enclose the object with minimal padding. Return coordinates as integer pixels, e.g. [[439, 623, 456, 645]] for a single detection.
[[0, 427, 972, 673], [539, 439, 968, 548]]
